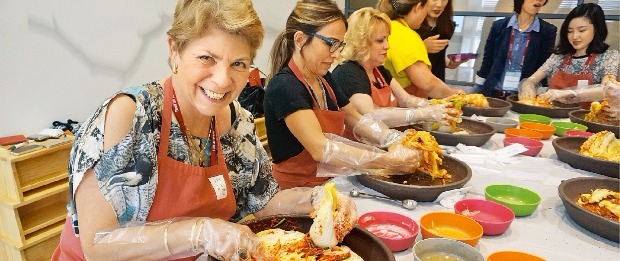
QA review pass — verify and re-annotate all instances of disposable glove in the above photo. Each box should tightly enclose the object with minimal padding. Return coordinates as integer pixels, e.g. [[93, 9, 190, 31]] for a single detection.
[[93, 218, 267, 261], [602, 83, 620, 124], [363, 106, 460, 129], [540, 85, 605, 103], [317, 133, 422, 177], [402, 95, 430, 108], [518, 80, 537, 101], [352, 113, 402, 148]]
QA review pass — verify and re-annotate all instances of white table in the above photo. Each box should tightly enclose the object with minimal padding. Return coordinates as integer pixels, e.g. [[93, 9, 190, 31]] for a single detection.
[[332, 111, 620, 261]]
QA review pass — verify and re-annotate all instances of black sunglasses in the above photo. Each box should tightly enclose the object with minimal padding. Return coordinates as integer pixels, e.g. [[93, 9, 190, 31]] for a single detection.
[[311, 33, 346, 53]]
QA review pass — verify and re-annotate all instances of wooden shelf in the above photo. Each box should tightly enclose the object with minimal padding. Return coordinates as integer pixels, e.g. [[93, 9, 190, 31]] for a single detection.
[[21, 201, 67, 236], [20, 171, 68, 193]]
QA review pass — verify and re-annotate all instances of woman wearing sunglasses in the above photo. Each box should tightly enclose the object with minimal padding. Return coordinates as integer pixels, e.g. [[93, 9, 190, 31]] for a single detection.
[[332, 7, 461, 142], [264, 0, 424, 189]]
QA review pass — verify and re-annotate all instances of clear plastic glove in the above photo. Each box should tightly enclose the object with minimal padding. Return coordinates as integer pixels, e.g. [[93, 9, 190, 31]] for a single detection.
[[309, 183, 357, 244], [539, 89, 576, 103], [195, 218, 265, 261], [603, 83, 620, 123], [93, 218, 267, 260], [352, 113, 402, 148], [403, 95, 430, 108], [317, 133, 422, 177], [407, 104, 462, 125], [518, 80, 537, 100]]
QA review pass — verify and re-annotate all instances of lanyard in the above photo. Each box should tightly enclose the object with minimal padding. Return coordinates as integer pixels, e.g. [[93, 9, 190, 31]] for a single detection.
[[507, 29, 533, 68], [170, 88, 218, 166], [305, 78, 328, 110], [372, 67, 389, 89]]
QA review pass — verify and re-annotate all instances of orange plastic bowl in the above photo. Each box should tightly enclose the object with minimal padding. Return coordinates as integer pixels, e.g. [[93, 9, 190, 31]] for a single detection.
[[487, 250, 545, 261], [419, 212, 483, 247], [519, 122, 556, 139], [504, 128, 543, 140]]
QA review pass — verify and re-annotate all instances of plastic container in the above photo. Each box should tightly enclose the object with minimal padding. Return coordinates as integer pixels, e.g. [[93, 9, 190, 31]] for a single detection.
[[519, 122, 556, 139], [486, 117, 519, 133], [358, 211, 418, 252], [504, 128, 543, 141], [519, 114, 552, 125], [485, 185, 541, 216], [419, 212, 483, 247], [454, 199, 515, 235], [503, 136, 543, 157], [551, 122, 588, 136]]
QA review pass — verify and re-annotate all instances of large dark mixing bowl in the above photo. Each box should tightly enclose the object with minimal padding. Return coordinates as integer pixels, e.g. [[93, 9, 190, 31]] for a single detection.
[[403, 118, 495, 147], [552, 136, 620, 178], [507, 94, 579, 118], [243, 215, 395, 260], [357, 155, 472, 202], [558, 177, 620, 242], [569, 110, 620, 138], [462, 97, 512, 117]]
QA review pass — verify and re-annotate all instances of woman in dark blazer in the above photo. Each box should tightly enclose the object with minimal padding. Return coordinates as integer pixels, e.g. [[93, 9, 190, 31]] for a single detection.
[[474, 0, 557, 99]]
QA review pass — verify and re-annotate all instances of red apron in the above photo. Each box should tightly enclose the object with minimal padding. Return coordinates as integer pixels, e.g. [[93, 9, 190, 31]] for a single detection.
[[549, 54, 597, 109], [52, 78, 236, 260], [343, 67, 397, 140], [272, 60, 345, 189]]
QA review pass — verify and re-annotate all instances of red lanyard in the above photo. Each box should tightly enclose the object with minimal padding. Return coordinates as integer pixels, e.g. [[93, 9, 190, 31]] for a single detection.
[[372, 68, 389, 89], [170, 88, 218, 166], [507, 29, 533, 68]]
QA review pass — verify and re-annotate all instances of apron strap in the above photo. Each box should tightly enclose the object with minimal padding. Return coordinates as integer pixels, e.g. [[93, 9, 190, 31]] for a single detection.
[[287, 59, 340, 110]]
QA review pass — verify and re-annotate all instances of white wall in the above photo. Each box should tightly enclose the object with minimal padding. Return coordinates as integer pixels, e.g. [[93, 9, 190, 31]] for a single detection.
[[0, 0, 344, 137]]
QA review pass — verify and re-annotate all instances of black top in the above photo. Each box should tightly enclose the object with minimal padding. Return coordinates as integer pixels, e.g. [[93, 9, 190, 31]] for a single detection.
[[416, 26, 448, 81], [264, 66, 350, 163], [332, 60, 394, 98]]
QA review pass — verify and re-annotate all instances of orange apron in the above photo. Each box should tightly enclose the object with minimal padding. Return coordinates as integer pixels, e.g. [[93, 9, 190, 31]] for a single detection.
[[272, 60, 345, 189], [549, 54, 597, 109], [52, 78, 236, 260], [343, 67, 397, 140]]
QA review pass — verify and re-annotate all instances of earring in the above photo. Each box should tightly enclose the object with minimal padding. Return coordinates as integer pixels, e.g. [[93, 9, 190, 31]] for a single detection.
[[172, 62, 178, 74]]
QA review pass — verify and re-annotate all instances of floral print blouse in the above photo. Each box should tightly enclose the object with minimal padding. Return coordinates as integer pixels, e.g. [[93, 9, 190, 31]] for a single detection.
[[67, 80, 278, 234], [539, 49, 619, 84]]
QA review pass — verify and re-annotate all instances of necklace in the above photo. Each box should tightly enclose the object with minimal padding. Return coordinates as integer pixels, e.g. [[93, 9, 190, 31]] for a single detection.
[[184, 128, 210, 167], [305, 77, 328, 109]]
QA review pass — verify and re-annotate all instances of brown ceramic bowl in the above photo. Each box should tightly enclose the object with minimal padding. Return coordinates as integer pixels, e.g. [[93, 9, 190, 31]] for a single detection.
[[357, 155, 472, 202], [400, 118, 495, 147], [462, 97, 512, 117], [243, 214, 395, 260], [552, 136, 620, 178], [506, 95, 580, 118], [558, 177, 620, 242], [569, 110, 620, 138]]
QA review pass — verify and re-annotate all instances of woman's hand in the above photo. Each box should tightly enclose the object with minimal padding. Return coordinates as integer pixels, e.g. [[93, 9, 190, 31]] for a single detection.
[[424, 35, 449, 54], [197, 218, 266, 261], [409, 104, 461, 125], [310, 188, 358, 243], [381, 143, 423, 174], [518, 81, 537, 101], [446, 56, 470, 69], [539, 89, 576, 103]]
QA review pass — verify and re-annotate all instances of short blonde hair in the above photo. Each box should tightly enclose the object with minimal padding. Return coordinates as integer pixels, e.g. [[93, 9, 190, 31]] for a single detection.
[[167, 0, 264, 60], [341, 7, 391, 63]]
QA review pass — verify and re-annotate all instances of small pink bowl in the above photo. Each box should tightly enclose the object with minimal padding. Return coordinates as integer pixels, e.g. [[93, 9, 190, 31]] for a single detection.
[[454, 199, 515, 236], [358, 211, 419, 252], [564, 130, 594, 137], [503, 137, 543, 157]]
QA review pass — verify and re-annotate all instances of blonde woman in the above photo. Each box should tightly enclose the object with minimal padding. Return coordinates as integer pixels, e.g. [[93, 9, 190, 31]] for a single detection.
[[332, 7, 460, 140]]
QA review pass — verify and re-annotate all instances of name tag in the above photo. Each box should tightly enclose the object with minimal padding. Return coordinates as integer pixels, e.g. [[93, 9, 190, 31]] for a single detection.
[[577, 80, 589, 89], [209, 175, 227, 200], [502, 71, 522, 91]]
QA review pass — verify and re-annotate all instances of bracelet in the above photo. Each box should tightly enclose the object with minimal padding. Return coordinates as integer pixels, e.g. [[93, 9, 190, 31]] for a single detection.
[[164, 223, 172, 256]]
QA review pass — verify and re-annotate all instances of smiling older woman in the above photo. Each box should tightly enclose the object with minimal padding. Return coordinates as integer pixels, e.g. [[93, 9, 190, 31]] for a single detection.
[[51, 1, 355, 260]]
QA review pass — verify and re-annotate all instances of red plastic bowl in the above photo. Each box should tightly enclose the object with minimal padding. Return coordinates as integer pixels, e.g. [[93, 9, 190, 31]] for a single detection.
[[358, 211, 418, 252], [454, 199, 515, 236], [503, 136, 543, 156], [564, 130, 594, 137]]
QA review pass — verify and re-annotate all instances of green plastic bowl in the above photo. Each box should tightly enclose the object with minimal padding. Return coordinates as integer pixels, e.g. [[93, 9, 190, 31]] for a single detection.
[[551, 122, 588, 137], [484, 185, 541, 216], [519, 114, 552, 125]]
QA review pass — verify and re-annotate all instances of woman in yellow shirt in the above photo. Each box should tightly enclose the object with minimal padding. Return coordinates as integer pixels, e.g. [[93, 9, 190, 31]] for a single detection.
[[377, 0, 463, 98]]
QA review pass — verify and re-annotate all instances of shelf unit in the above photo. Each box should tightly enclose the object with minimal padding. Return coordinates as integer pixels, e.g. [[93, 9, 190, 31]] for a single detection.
[[0, 141, 72, 260]]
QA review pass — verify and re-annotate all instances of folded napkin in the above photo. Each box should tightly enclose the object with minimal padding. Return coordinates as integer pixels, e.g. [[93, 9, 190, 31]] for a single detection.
[[434, 186, 472, 209]]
